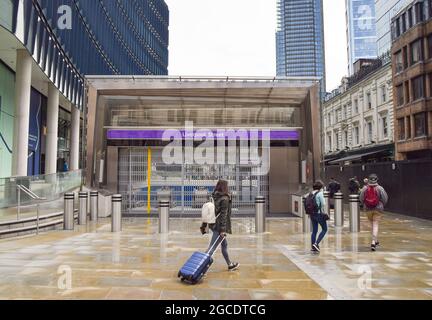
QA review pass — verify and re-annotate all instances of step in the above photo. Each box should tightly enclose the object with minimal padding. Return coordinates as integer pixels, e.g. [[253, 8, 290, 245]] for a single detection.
[[0, 211, 79, 239]]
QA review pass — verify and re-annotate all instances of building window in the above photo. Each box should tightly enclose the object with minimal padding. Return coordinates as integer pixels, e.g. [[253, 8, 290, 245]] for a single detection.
[[398, 118, 406, 141], [414, 112, 427, 137], [408, 8, 413, 27], [395, 51, 403, 73], [353, 99, 359, 114], [412, 76, 425, 101], [366, 92, 372, 109], [381, 115, 388, 139], [335, 132, 340, 150], [327, 134, 332, 151], [428, 34, 432, 59], [353, 126, 359, 145], [381, 85, 387, 104], [415, 2, 425, 23], [411, 39, 423, 65], [344, 130, 348, 148], [401, 13, 407, 33], [407, 116, 412, 139], [343, 105, 347, 120], [367, 122, 373, 144], [396, 85, 404, 106]]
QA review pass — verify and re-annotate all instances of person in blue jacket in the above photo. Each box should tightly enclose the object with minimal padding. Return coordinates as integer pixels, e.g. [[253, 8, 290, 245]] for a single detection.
[[310, 180, 328, 253]]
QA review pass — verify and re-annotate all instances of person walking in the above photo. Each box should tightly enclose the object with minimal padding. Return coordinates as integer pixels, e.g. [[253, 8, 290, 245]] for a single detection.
[[207, 180, 239, 271], [348, 176, 361, 194], [304, 180, 328, 253], [360, 174, 388, 251], [327, 177, 341, 210]]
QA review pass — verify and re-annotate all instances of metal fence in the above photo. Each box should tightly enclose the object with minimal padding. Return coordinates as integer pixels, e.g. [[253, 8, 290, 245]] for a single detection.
[[118, 147, 269, 216]]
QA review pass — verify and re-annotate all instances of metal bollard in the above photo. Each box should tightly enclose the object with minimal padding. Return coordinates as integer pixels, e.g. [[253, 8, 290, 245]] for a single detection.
[[158, 200, 170, 234], [111, 194, 122, 232], [64, 192, 74, 230], [90, 191, 98, 221], [255, 196, 266, 233], [349, 194, 361, 232], [78, 191, 88, 225], [334, 192, 344, 227], [323, 191, 330, 215]]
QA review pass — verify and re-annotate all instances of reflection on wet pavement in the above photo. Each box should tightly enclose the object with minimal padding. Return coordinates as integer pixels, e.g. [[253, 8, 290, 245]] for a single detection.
[[0, 213, 430, 300]]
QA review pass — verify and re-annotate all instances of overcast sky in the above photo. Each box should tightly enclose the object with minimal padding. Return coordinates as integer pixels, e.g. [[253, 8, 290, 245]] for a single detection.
[[165, 0, 347, 92]]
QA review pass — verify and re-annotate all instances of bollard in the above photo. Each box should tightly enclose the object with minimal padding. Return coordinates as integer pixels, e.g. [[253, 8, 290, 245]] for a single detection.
[[78, 191, 88, 225], [323, 191, 330, 215], [334, 192, 344, 227], [111, 194, 122, 232], [64, 192, 75, 230], [349, 194, 361, 232], [255, 196, 266, 233], [158, 200, 170, 234], [90, 191, 98, 221]]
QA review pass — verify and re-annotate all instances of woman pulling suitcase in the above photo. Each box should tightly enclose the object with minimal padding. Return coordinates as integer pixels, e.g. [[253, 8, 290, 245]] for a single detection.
[[207, 179, 240, 271]]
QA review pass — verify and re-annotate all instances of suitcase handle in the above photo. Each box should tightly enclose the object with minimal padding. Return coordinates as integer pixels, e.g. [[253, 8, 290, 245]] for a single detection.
[[207, 234, 225, 256]]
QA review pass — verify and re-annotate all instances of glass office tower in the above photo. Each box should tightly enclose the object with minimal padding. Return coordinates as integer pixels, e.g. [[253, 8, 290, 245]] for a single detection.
[[276, 0, 326, 92], [346, 0, 378, 75], [376, 0, 412, 56]]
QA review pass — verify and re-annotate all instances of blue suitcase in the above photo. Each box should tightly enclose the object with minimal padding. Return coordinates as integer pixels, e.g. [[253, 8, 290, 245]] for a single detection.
[[178, 235, 223, 284]]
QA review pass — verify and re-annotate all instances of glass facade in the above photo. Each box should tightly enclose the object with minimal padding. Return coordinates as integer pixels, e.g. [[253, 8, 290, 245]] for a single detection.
[[276, 0, 326, 91], [346, 0, 378, 75], [376, 0, 412, 56]]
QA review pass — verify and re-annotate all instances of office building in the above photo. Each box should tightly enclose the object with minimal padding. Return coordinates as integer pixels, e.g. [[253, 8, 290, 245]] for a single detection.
[[0, 0, 169, 178], [346, 0, 378, 75], [391, 0, 432, 160], [276, 0, 326, 91]]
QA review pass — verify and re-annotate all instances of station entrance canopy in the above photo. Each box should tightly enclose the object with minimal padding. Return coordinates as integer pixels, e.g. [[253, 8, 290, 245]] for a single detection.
[[85, 76, 322, 215]]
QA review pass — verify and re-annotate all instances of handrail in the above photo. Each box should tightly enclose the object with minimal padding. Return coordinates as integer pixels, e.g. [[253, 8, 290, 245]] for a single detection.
[[16, 184, 47, 234]]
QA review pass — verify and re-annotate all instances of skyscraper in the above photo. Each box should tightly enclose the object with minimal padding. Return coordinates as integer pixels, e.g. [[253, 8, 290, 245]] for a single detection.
[[276, 0, 326, 92], [376, 0, 412, 56], [346, 0, 378, 75]]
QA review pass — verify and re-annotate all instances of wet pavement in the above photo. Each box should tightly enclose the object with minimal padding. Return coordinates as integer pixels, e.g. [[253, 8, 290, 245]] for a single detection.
[[0, 212, 430, 300]]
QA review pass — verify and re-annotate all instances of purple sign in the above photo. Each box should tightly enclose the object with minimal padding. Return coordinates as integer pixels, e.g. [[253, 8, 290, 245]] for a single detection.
[[107, 129, 299, 141]]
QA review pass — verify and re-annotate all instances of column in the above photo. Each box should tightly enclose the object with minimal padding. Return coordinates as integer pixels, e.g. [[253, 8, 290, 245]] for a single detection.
[[70, 105, 80, 171], [45, 83, 59, 174], [12, 50, 32, 176], [428, 112, 432, 137]]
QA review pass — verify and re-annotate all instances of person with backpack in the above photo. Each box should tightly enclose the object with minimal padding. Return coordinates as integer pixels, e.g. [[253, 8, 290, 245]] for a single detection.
[[304, 180, 328, 253], [204, 180, 239, 271], [359, 174, 388, 252], [327, 178, 341, 210], [348, 176, 360, 194]]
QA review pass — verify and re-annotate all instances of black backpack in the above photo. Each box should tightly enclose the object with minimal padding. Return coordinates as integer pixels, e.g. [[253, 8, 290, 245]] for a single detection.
[[304, 192, 319, 215]]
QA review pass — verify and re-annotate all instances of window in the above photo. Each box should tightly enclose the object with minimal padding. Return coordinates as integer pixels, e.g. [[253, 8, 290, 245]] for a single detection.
[[428, 34, 432, 59], [335, 132, 340, 150], [407, 116, 412, 139], [414, 113, 427, 137], [381, 115, 388, 139], [395, 51, 403, 73], [353, 126, 360, 145], [343, 105, 347, 120], [344, 130, 348, 148], [412, 76, 425, 101], [415, 2, 424, 23], [402, 13, 407, 33], [411, 39, 423, 65], [354, 99, 359, 114], [366, 92, 372, 109], [328, 112, 331, 125], [367, 122, 373, 144], [398, 118, 406, 141], [408, 8, 413, 27], [327, 134, 332, 151], [381, 85, 387, 104]]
